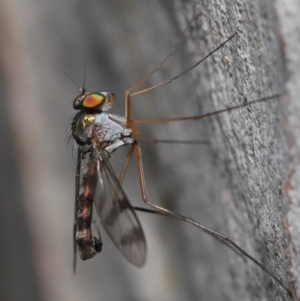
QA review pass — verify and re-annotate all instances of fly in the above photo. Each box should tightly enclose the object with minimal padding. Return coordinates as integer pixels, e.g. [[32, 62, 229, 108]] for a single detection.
[[72, 101, 146, 266], [69, 20, 291, 296]]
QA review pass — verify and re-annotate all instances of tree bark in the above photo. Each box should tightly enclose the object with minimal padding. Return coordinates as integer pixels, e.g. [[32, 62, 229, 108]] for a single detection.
[[0, 0, 298, 300]]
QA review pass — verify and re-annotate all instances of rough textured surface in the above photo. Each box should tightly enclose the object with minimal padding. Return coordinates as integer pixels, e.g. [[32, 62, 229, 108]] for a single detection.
[[275, 0, 300, 298], [0, 0, 298, 300], [166, 1, 291, 300]]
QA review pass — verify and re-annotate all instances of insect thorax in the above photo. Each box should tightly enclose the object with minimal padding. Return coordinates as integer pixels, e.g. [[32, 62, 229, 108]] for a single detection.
[[72, 110, 135, 153]]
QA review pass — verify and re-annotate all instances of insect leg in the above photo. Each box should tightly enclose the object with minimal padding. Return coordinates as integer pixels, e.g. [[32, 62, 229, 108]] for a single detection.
[[117, 145, 173, 215], [128, 12, 202, 92], [137, 136, 209, 145], [132, 94, 281, 125], [118, 145, 135, 185], [133, 142, 291, 296], [130, 32, 237, 98], [125, 32, 238, 130]]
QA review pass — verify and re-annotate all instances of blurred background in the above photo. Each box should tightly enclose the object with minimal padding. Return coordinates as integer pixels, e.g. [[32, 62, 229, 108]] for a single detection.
[[0, 0, 295, 300], [0, 1, 220, 300]]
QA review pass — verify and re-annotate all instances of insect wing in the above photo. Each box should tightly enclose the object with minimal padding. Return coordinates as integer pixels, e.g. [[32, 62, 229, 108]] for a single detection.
[[94, 149, 146, 267]]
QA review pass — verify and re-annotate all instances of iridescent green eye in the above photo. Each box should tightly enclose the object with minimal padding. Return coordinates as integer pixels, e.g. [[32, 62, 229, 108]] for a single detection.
[[83, 93, 106, 108]]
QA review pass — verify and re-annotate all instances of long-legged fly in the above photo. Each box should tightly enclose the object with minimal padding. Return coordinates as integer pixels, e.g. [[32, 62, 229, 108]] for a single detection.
[[67, 15, 291, 297]]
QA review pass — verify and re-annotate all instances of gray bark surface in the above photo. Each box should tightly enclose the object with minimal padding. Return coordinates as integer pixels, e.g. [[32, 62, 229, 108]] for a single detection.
[[0, 0, 299, 300]]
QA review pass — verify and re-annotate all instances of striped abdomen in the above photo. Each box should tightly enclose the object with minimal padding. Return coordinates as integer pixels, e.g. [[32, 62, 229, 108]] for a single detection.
[[76, 151, 102, 260]]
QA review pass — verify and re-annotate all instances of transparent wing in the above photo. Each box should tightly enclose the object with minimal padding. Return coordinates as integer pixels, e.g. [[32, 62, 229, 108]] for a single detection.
[[93, 147, 146, 267]]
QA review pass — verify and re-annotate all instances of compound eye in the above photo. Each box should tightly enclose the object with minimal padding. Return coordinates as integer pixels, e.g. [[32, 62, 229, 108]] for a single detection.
[[82, 93, 106, 109]]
